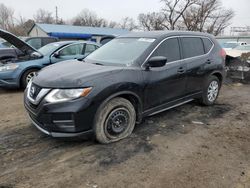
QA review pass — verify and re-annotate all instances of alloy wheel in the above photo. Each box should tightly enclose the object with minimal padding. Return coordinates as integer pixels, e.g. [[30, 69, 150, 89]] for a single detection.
[[207, 80, 219, 102]]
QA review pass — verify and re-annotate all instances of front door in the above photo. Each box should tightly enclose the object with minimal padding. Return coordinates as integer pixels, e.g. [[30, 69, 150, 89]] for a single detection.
[[51, 43, 85, 64], [143, 37, 187, 111]]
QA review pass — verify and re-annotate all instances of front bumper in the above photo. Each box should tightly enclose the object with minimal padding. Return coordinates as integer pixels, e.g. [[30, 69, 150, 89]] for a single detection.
[[24, 90, 98, 138], [0, 72, 19, 88], [29, 114, 93, 137]]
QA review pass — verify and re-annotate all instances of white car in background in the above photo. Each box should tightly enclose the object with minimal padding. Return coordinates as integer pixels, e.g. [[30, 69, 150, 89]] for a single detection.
[[222, 41, 248, 50], [225, 45, 250, 58]]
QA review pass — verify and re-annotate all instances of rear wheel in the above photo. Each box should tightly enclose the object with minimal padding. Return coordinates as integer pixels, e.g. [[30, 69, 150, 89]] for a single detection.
[[21, 69, 38, 88], [199, 76, 220, 106], [94, 97, 136, 144]]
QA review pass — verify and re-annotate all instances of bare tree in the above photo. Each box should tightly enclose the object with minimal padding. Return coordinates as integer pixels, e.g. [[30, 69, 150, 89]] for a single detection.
[[33, 9, 54, 24], [138, 12, 166, 31], [72, 9, 107, 27], [107, 21, 119, 28], [161, 0, 197, 30], [182, 0, 234, 35], [138, 0, 234, 35], [12, 18, 35, 36], [119, 17, 138, 31], [0, 3, 15, 30]]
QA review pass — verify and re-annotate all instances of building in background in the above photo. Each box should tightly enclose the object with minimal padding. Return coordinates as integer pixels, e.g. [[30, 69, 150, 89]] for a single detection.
[[28, 23, 130, 43]]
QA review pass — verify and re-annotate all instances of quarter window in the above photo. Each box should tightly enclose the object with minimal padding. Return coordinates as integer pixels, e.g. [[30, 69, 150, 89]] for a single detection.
[[202, 38, 213, 53], [182, 37, 205, 58], [151, 38, 180, 63]]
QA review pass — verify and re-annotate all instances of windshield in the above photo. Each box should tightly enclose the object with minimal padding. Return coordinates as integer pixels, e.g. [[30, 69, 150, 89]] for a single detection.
[[223, 43, 239, 49], [85, 38, 155, 66], [38, 43, 62, 55], [235, 45, 250, 51]]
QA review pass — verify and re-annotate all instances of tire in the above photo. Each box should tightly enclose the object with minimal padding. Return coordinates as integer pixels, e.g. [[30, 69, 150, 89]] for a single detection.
[[199, 76, 221, 106], [94, 97, 136, 144], [21, 69, 39, 88]]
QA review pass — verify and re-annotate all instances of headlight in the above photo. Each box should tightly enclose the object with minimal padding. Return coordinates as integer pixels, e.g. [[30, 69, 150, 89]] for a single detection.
[[45, 88, 92, 103], [0, 64, 19, 72]]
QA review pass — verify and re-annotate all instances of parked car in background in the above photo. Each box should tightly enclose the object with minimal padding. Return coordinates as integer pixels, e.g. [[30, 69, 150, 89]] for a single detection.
[[0, 39, 7, 48], [0, 36, 59, 62], [20, 36, 59, 49], [222, 41, 248, 50], [24, 31, 226, 144], [225, 45, 250, 58], [0, 29, 100, 88], [99, 35, 115, 45]]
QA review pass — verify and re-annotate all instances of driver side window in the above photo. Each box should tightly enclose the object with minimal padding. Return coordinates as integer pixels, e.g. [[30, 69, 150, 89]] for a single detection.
[[59, 44, 84, 56], [151, 38, 180, 63]]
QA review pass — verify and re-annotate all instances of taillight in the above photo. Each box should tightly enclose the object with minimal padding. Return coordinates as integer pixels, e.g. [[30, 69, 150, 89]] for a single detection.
[[220, 48, 226, 58]]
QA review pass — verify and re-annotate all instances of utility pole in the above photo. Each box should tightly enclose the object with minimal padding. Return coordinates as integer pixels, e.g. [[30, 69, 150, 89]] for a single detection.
[[55, 6, 58, 24]]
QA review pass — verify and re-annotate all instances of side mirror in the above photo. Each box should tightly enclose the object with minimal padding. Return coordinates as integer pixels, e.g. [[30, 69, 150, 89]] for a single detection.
[[145, 56, 167, 69], [53, 51, 60, 58]]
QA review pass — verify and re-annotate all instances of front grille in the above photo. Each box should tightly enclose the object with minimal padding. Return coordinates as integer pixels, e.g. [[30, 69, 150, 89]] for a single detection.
[[27, 83, 50, 106]]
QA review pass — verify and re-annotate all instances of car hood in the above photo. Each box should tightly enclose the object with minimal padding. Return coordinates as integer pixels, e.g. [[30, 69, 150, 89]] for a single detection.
[[0, 29, 40, 56], [225, 49, 246, 58], [32, 60, 124, 88]]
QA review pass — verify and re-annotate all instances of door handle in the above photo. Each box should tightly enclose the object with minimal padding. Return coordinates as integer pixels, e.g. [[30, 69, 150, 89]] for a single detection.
[[206, 59, 212, 64], [177, 67, 185, 74]]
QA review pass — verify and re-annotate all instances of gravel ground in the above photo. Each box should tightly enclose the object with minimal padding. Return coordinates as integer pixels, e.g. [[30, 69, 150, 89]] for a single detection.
[[0, 83, 250, 188]]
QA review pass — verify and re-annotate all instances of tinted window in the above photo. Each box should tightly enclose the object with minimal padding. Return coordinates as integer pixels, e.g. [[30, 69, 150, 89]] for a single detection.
[[42, 38, 58, 46], [27, 38, 42, 49], [59, 44, 84, 56], [202, 38, 213, 53], [85, 44, 97, 54], [182, 37, 204, 58], [151, 38, 180, 62]]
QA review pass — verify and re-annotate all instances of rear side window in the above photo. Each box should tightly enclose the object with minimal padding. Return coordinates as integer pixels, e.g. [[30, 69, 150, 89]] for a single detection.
[[85, 44, 97, 54], [202, 38, 213, 53], [151, 38, 180, 63], [182, 37, 204, 58], [42, 38, 58, 46]]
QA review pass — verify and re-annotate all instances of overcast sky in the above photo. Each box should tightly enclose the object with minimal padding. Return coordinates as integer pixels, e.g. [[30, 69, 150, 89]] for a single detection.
[[0, 0, 249, 28]]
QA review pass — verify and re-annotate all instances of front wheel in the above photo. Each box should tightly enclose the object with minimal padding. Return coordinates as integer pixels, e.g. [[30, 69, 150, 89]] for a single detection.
[[21, 69, 38, 88], [199, 76, 221, 106], [94, 97, 136, 144]]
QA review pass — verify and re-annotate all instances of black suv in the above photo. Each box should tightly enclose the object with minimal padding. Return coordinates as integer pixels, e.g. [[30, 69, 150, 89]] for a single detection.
[[24, 31, 226, 144]]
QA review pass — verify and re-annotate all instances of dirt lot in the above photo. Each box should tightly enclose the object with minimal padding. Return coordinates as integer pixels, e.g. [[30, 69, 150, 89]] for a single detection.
[[0, 83, 250, 188]]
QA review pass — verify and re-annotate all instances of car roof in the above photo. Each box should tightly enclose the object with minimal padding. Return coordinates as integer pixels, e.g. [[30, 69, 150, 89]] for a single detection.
[[118, 30, 213, 39]]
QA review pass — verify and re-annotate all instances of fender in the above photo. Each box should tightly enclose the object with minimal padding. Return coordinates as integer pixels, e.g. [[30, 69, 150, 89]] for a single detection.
[[92, 84, 144, 122], [209, 70, 225, 83], [17, 65, 43, 84]]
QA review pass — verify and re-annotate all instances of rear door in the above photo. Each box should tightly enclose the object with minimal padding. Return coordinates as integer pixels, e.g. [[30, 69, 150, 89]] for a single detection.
[[180, 37, 212, 94], [143, 37, 187, 110]]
